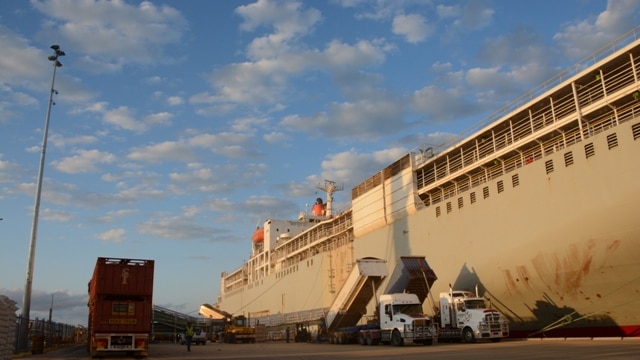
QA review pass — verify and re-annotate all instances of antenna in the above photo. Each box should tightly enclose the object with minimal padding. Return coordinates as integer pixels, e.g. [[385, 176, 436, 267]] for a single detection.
[[316, 180, 343, 217]]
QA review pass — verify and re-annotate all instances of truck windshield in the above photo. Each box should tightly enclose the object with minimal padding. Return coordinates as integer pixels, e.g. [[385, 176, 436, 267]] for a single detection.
[[464, 299, 487, 309], [393, 304, 423, 314]]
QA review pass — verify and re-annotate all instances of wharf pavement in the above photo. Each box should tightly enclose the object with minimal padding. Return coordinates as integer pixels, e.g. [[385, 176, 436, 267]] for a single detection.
[[16, 338, 640, 360]]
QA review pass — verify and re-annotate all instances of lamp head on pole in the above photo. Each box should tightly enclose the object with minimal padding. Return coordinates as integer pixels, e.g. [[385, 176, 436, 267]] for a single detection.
[[48, 44, 65, 67]]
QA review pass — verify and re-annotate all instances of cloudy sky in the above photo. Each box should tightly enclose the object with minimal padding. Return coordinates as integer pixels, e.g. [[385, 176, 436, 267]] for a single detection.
[[1, 0, 639, 326]]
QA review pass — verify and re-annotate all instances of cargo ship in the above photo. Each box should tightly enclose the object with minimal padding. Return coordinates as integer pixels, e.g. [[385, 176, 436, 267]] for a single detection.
[[214, 27, 640, 338]]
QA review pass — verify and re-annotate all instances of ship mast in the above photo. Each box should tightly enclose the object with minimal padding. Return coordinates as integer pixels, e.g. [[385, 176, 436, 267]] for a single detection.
[[316, 180, 343, 217]]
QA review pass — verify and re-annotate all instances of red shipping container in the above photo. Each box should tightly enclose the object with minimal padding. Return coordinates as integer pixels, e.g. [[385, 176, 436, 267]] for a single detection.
[[88, 258, 155, 357], [89, 258, 154, 298], [88, 295, 153, 334]]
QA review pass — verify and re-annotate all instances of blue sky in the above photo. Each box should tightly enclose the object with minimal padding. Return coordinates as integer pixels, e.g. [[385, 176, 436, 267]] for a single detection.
[[1, 0, 639, 326]]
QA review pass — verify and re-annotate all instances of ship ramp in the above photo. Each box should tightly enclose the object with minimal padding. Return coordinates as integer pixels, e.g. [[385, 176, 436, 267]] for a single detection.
[[324, 258, 387, 331], [199, 303, 233, 320], [385, 256, 437, 304]]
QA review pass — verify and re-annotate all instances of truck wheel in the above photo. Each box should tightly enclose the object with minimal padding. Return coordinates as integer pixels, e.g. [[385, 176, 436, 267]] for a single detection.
[[391, 329, 404, 346], [462, 328, 476, 343], [366, 333, 374, 346], [358, 332, 366, 345]]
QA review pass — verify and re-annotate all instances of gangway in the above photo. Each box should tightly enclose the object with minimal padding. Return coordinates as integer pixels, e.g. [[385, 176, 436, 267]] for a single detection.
[[199, 303, 233, 320], [324, 258, 387, 331]]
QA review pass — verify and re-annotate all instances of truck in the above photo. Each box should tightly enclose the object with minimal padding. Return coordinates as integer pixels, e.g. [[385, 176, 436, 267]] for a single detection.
[[355, 293, 437, 346], [326, 257, 438, 346], [436, 289, 509, 343], [87, 258, 154, 358]]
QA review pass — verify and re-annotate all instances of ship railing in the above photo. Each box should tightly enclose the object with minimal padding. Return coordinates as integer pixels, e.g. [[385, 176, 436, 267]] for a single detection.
[[410, 25, 640, 161], [413, 29, 640, 193], [416, 44, 640, 206], [271, 212, 353, 266], [422, 98, 640, 207]]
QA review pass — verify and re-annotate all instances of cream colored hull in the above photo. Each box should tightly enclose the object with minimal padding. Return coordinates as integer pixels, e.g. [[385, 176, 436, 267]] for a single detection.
[[217, 28, 640, 337], [354, 119, 640, 335]]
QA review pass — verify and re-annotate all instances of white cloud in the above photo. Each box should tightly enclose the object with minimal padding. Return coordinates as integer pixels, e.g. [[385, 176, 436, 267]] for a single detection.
[[49, 133, 98, 148], [236, 0, 322, 40], [392, 13, 433, 43], [41, 208, 74, 222], [167, 96, 184, 106], [144, 112, 173, 126], [280, 93, 405, 140], [554, 0, 640, 58], [51, 149, 117, 174], [314, 147, 408, 190], [103, 106, 148, 132], [410, 85, 479, 123], [455, 1, 494, 30], [31, 0, 188, 72], [263, 131, 288, 144], [95, 228, 126, 243], [127, 141, 195, 164], [137, 216, 216, 240], [436, 4, 461, 19]]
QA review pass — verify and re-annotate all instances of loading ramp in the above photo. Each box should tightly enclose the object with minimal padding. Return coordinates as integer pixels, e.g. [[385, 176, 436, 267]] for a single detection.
[[324, 258, 387, 331], [385, 256, 437, 304]]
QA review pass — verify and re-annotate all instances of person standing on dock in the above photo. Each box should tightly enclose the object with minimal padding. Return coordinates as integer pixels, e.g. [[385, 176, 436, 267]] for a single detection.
[[185, 322, 194, 351]]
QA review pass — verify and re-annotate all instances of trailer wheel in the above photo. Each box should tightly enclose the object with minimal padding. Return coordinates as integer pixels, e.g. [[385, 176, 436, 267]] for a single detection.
[[358, 332, 366, 345], [366, 333, 375, 346], [391, 329, 404, 346], [462, 328, 476, 343]]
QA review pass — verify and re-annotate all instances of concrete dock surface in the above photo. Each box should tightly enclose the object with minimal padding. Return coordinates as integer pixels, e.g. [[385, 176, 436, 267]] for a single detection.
[[23, 338, 640, 360]]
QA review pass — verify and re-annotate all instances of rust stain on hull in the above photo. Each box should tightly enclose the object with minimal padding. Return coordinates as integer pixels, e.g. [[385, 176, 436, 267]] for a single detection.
[[503, 239, 621, 301]]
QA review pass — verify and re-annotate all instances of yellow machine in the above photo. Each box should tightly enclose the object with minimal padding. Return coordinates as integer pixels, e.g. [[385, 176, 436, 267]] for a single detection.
[[222, 315, 255, 343], [198, 304, 255, 343]]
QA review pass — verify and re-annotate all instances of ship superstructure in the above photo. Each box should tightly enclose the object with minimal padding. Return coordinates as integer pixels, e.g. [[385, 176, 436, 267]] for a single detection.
[[216, 27, 640, 337]]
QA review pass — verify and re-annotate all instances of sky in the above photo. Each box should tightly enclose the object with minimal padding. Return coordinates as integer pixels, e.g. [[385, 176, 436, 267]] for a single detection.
[[1, 0, 639, 327]]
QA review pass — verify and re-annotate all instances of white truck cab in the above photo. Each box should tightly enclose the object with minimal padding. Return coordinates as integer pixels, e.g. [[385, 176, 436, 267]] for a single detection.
[[375, 293, 436, 346], [438, 290, 509, 343]]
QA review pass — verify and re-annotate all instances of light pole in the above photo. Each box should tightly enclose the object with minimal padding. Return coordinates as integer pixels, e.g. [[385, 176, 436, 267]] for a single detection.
[[17, 44, 65, 352]]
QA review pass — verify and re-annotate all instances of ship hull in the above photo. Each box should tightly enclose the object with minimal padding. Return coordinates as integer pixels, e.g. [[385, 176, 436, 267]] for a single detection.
[[216, 28, 640, 338], [354, 118, 640, 337]]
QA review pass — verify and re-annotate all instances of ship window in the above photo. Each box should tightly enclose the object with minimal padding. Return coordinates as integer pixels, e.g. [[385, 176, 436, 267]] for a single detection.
[[457, 197, 463, 209], [446, 202, 452, 213], [512, 174, 519, 187], [564, 152, 574, 167], [584, 143, 595, 158], [470, 192, 476, 204], [436, 206, 441, 217], [633, 122, 640, 140], [607, 133, 618, 149], [545, 160, 554, 174], [497, 180, 504, 193], [483, 186, 489, 199]]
